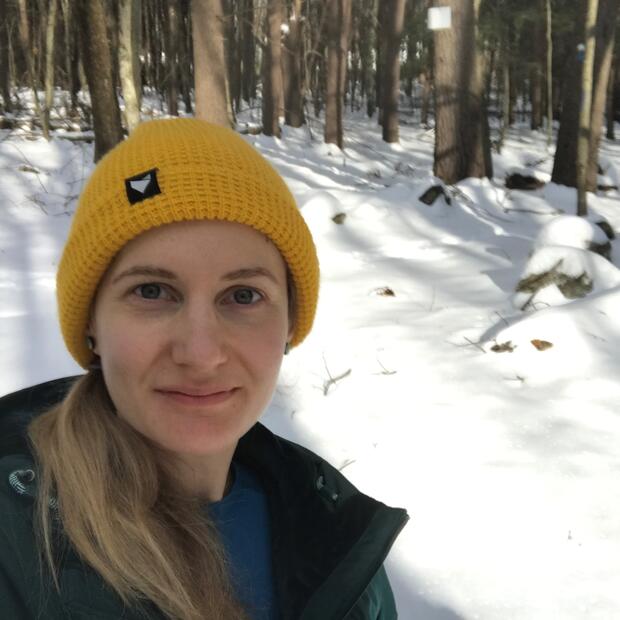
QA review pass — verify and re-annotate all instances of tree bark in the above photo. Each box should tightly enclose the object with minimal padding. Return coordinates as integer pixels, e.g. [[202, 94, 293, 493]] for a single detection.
[[282, 0, 305, 127], [262, 0, 283, 136], [380, 0, 406, 143], [18, 0, 42, 117], [119, 0, 142, 132], [191, 0, 231, 125], [530, 16, 544, 130], [165, 0, 180, 116], [586, 0, 619, 188], [0, 0, 13, 113], [240, 0, 256, 103], [546, 0, 553, 146], [606, 55, 616, 139], [433, 0, 492, 183], [76, 0, 124, 161], [576, 0, 598, 216], [43, 0, 58, 140], [325, 0, 351, 148]]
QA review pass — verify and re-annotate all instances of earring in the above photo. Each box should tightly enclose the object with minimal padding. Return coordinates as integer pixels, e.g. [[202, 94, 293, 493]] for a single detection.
[[284, 342, 291, 355], [86, 335, 96, 351]]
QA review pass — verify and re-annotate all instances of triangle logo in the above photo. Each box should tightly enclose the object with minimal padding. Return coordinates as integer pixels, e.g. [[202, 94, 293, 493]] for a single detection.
[[125, 168, 161, 204]]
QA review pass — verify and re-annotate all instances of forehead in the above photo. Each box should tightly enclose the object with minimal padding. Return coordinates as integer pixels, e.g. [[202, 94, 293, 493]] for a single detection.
[[108, 220, 285, 275]]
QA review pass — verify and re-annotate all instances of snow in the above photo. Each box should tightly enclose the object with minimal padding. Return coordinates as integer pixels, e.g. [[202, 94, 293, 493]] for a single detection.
[[533, 215, 610, 250], [2, 105, 620, 619]]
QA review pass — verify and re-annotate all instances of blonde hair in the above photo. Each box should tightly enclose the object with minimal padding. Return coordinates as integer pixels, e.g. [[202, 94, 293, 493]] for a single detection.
[[28, 371, 248, 619]]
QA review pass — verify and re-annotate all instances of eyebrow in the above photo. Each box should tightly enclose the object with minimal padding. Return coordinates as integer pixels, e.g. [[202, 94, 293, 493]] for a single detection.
[[111, 265, 280, 285]]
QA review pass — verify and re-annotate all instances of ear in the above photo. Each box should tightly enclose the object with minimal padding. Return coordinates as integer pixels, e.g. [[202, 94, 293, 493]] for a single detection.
[[86, 321, 99, 355]]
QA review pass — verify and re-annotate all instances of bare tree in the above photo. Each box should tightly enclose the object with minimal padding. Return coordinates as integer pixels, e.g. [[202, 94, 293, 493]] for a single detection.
[[433, 0, 492, 183], [282, 0, 305, 127], [240, 0, 256, 103], [262, 0, 283, 136], [119, 0, 142, 132], [546, 0, 552, 147], [43, 0, 58, 140], [325, 0, 352, 148], [165, 0, 180, 116], [380, 0, 406, 143], [0, 0, 13, 113], [76, 0, 123, 161], [18, 0, 42, 118], [191, 0, 231, 125], [586, 0, 619, 188]]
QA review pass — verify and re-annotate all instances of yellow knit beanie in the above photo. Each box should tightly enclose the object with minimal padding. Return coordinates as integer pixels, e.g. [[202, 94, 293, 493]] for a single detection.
[[57, 118, 319, 368]]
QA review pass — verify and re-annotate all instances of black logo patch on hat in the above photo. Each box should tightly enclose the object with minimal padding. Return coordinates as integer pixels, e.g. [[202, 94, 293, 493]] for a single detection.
[[125, 169, 161, 205]]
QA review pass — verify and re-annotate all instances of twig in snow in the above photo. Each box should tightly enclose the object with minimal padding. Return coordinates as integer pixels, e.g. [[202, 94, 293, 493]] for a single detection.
[[463, 337, 487, 353], [322, 356, 352, 395]]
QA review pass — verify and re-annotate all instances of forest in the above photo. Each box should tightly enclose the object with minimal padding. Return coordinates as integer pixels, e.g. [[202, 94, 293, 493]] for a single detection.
[[0, 0, 618, 214]]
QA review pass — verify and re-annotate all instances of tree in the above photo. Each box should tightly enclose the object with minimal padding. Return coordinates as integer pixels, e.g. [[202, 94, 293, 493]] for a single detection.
[[76, 0, 123, 161], [118, 0, 142, 132], [262, 0, 284, 136], [551, 0, 617, 206], [380, 0, 406, 143], [282, 0, 305, 127], [43, 0, 59, 140], [576, 0, 598, 216], [586, 0, 619, 187], [240, 0, 256, 103], [325, 0, 352, 148], [433, 0, 492, 183], [0, 0, 13, 113], [191, 0, 231, 126], [164, 0, 180, 116]]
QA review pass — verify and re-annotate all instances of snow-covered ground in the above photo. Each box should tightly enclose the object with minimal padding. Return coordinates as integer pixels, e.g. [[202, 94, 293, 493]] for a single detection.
[[2, 103, 620, 619]]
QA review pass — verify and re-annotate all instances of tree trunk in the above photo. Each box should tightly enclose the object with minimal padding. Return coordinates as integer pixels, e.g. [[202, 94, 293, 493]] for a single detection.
[[191, 0, 231, 125], [420, 70, 431, 126], [606, 55, 616, 139], [76, 0, 124, 161], [0, 0, 13, 113], [530, 17, 544, 130], [43, 0, 58, 140], [380, 0, 406, 143], [576, 0, 598, 216], [586, 0, 619, 189], [546, 0, 553, 146], [433, 0, 492, 183], [262, 0, 283, 137], [119, 0, 142, 132], [179, 0, 193, 114], [325, 0, 351, 148], [282, 0, 305, 127], [18, 0, 42, 118], [240, 0, 256, 103], [375, 0, 386, 124], [165, 0, 180, 116]]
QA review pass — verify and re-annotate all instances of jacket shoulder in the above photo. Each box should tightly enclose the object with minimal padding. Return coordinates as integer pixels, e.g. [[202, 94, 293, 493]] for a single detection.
[[0, 376, 80, 458]]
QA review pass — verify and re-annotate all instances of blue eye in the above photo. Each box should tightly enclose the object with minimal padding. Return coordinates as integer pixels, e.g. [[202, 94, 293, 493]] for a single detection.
[[232, 288, 262, 305], [135, 283, 167, 300]]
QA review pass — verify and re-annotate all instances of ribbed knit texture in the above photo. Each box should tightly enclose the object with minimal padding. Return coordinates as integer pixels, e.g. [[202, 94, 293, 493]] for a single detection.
[[57, 119, 319, 368]]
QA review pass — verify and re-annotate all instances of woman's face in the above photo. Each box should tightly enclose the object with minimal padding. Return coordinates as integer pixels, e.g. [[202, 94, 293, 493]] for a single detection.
[[89, 220, 291, 464]]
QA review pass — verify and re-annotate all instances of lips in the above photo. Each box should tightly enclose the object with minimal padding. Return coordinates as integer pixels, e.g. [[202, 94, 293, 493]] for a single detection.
[[155, 386, 239, 406], [158, 386, 236, 397]]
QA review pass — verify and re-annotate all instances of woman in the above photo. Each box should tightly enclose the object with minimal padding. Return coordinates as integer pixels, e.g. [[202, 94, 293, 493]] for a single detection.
[[0, 119, 408, 619]]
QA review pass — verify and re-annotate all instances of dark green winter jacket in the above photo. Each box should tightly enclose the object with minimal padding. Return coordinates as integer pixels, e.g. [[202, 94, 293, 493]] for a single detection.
[[0, 377, 409, 619]]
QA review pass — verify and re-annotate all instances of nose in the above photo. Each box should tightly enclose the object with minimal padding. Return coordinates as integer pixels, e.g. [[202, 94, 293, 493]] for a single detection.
[[170, 304, 229, 370]]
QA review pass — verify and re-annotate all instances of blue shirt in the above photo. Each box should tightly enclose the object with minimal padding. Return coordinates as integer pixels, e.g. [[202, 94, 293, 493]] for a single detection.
[[208, 463, 279, 620]]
